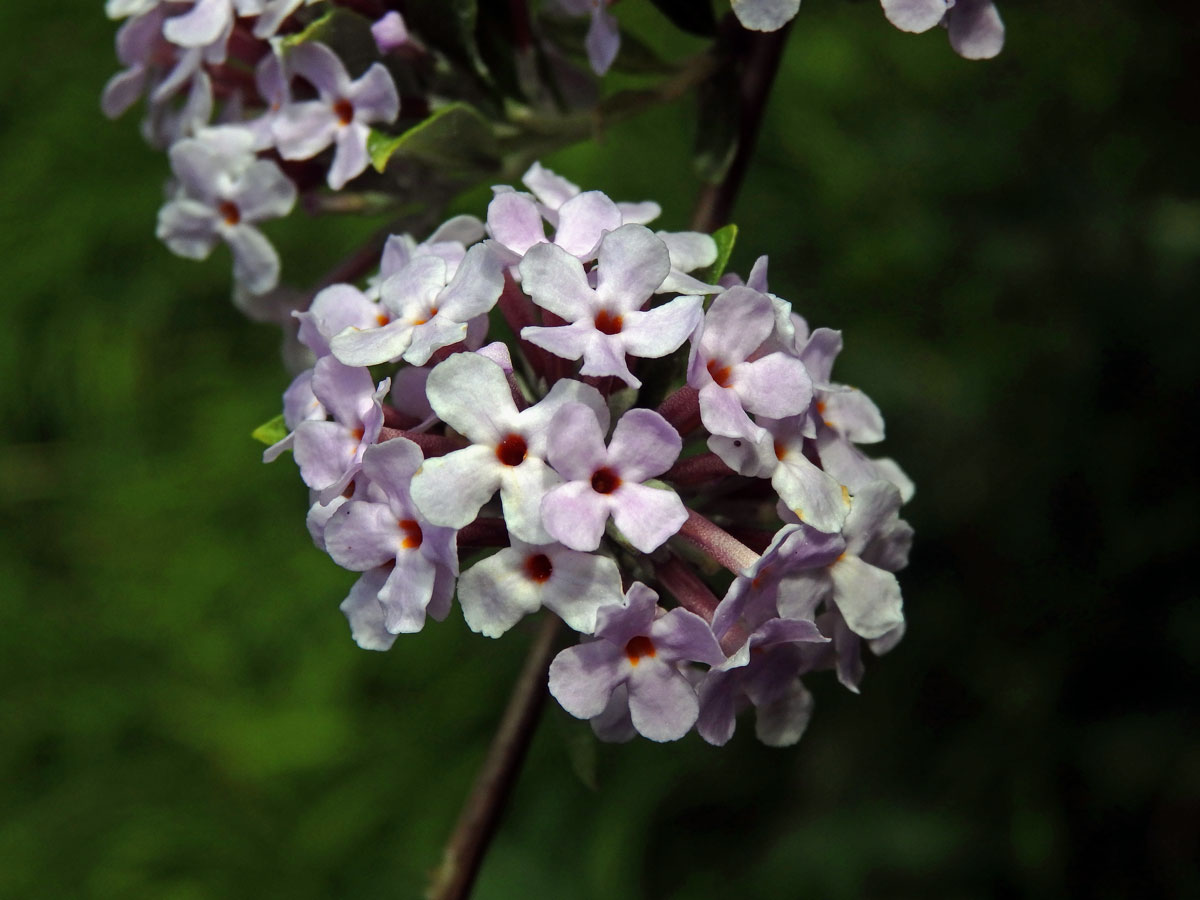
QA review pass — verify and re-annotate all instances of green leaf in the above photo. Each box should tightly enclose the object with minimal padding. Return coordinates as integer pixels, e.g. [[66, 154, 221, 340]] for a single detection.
[[368, 103, 499, 175], [702, 223, 738, 284], [647, 0, 717, 36], [251, 414, 289, 448]]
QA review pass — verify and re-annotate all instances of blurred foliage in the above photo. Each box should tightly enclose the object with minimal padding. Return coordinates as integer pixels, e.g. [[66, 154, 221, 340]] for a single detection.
[[2, 1, 1197, 898]]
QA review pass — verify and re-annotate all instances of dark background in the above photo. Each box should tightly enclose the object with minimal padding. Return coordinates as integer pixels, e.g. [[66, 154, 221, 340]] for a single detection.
[[3, 1, 1196, 897]]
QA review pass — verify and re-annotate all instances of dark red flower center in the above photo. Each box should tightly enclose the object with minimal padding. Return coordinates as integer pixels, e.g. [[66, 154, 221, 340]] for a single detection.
[[706, 359, 732, 388], [593, 309, 623, 335], [524, 553, 553, 583], [218, 200, 241, 226], [333, 98, 354, 126], [398, 519, 423, 549], [624, 635, 656, 666], [495, 433, 527, 466], [590, 466, 621, 494]]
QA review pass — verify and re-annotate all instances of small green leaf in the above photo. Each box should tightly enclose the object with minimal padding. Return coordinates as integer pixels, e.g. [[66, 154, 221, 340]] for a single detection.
[[251, 414, 289, 448], [702, 223, 738, 284], [368, 103, 498, 175]]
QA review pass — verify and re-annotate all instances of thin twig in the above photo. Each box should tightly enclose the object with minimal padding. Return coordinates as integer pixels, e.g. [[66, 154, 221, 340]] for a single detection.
[[691, 20, 794, 233], [426, 614, 564, 900]]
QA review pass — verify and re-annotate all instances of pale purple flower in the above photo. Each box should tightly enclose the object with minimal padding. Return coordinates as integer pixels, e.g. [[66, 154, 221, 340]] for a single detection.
[[697, 617, 826, 746], [521, 162, 660, 226], [541, 404, 687, 552], [655, 230, 721, 295], [709, 413, 851, 534], [687, 285, 813, 441], [519, 225, 704, 388], [241, 49, 290, 151], [163, 0, 265, 55], [262, 366, 325, 462], [323, 438, 459, 635], [487, 188, 623, 264], [409, 353, 608, 543], [274, 41, 400, 189], [290, 355, 390, 503], [253, 0, 321, 39], [774, 481, 910, 640], [548, 583, 725, 742], [156, 125, 297, 294], [371, 10, 410, 53], [295, 283, 384, 359], [456, 539, 624, 638], [554, 0, 621, 75], [881, 0, 1005, 60], [329, 243, 504, 366]]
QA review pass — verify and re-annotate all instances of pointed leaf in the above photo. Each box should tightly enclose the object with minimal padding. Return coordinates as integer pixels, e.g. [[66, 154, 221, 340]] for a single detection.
[[368, 103, 498, 175], [251, 413, 289, 447], [702, 223, 738, 284]]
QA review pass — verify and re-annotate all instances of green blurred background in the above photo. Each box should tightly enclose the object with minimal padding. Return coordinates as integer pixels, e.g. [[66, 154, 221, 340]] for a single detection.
[[3, 1, 1197, 897]]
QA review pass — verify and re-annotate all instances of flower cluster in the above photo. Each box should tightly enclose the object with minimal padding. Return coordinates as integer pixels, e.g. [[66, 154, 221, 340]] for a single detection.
[[265, 163, 914, 746], [732, 0, 1005, 60], [104, 0, 405, 294]]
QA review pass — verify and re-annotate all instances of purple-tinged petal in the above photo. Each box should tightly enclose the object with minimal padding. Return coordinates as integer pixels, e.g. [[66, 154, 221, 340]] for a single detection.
[[830, 556, 904, 640], [775, 569, 834, 622], [498, 457, 561, 544], [520, 321, 591, 365], [231, 159, 296, 222], [403, 318, 467, 367], [371, 10, 409, 52], [610, 483, 687, 553], [754, 679, 813, 746], [487, 191, 546, 256], [330, 318, 414, 366], [594, 582, 658, 647], [734, 352, 813, 419], [545, 402, 609, 480], [539, 547, 625, 633], [522, 161, 579, 212], [772, 451, 849, 534], [730, 0, 800, 32], [798, 327, 842, 384], [435, 243, 504, 320], [359, 437, 423, 507], [873, 457, 915, 504], [157, 199, 219, 258], [555, 191, 622, 259], [515, 377, 609, 457], [273, 100, 337, 159], [294, 420, 360, 491], [409, 444, 500, 529], [870, 621, 906, 656], [288, 40, 349, 98], [657, 230, 717, 273], [457, 549, 545, 637], [590, 684, 638, 742], [339, 568, 396, 651], [616, 201, 661, 225], [696, 669, 740, 746], [541, 481, 611, 551], [325, 501, 404, 570], [102, 66, 147, 118], [518, 241, 595, 320], [378, 552, 438, 633], [594, 224, 671, 310], [843, 480, 904, 557], [346, 63, 401, 123], [820, 387, 885, 443], [549, 640, 626, 718], [698, 383, 762, 441], [424, 352, 517, 443], [584, 5, 620, 75], [607, 408, 681, 482], [328, 121, 371, 189], [696, 285, 777, 367], [651, 608, 725, 666], [627, 660, 699, 742], [619, 295, 704, 360], [163, 0, 231, 48], [310, 356, 374, 425], [225, 224, 280, 294], [880, 0, 948, 33], [298, 283, 381, 357], [253, 0, 305, 39], [948, 0, 1005, 60]]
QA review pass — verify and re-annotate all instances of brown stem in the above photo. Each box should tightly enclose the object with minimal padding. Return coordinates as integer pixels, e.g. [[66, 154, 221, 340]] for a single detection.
[[690, 20, 794, 233], [663, 452, 736, 487], [677, 507, 760, 574], [377, 426, 462, 457], [427, 614, 563, 900]]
